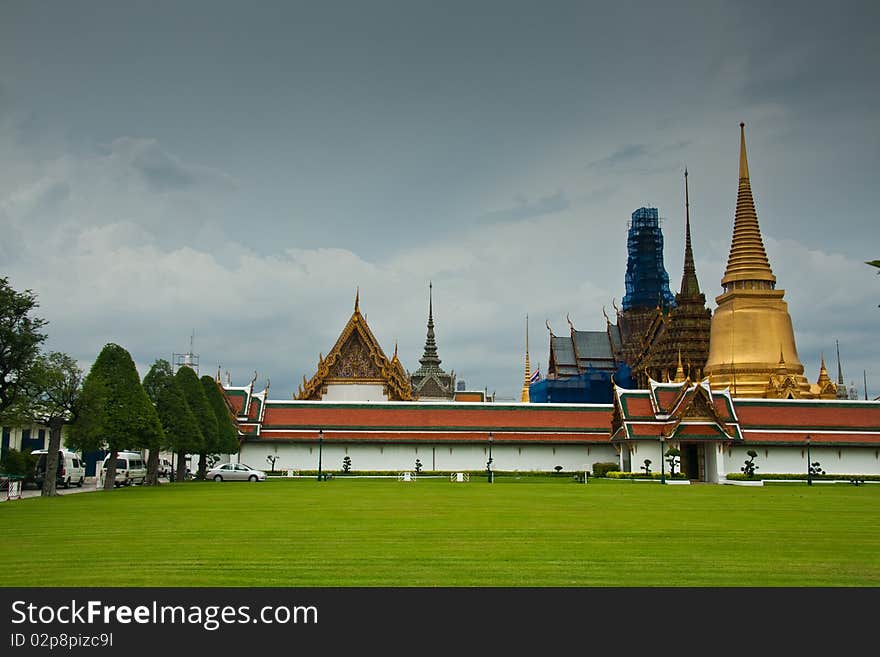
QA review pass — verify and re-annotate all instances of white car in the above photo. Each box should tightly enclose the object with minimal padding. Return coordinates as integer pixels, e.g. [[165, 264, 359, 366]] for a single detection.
[[207, 463, 267, 482]]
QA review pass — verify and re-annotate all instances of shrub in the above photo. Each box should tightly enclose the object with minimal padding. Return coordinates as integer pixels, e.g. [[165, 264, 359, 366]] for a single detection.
[[592, 462, 619, 478], [607, 471, 688, 480], [741, 449, 759, 479], [342, 456, 352, 474], [725, 472, 880, 482], [665, 447, 681, 477], [0, 448, 37, 479]]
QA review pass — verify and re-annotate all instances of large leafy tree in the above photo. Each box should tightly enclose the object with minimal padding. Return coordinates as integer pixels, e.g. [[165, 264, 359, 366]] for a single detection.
[[141, 359, 175, 485], [174, 366, 216, 479], [67, 343, 162, 491], [143, 358, 174, 405], [157, 375, 202, 482], [201, 375, 240, 457], [23, 352, 85, 496], [0, 277, 47, 419]]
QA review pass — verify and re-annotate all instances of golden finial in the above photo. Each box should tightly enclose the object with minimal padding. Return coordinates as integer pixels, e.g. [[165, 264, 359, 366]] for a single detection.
[[739, 122, 749, 180], [354, 287, 360, 313], [674, 350, 685, 382], [216, 365, 222, 383], [566, 313, 575, 333], [546, 319, 554, 337], [521, 315, 531, 403], [720, 121, 776, 290]]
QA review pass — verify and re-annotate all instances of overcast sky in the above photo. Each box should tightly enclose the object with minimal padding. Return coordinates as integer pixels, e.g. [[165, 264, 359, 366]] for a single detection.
[[2, 0, 878, 401]]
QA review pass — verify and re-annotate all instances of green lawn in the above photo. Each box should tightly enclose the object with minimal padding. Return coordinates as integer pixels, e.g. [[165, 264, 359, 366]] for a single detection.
[[2, 477, 878, 586]]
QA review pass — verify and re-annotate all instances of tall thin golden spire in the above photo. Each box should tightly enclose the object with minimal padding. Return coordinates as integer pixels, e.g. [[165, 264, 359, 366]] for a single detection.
[[720, 122, 776, 292], [520, 315, 531, 403]]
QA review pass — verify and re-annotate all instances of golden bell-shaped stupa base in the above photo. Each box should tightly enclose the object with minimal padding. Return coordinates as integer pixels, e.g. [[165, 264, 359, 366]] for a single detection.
[[705, 289, 814, 398]]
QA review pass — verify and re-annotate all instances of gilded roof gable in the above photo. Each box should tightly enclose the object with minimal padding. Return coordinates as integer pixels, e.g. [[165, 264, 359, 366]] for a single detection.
[[297, 296, 413, 401]]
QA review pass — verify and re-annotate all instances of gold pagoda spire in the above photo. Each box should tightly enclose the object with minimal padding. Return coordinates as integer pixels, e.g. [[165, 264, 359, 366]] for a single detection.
[[704, 123, 812, 398], [720, 123, 776, 291], [674, 350, 685, 382], [521, 315, 531, 403]]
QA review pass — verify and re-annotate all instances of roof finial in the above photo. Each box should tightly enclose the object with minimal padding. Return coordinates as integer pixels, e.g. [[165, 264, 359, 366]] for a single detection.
[[720, 121, 775, 290], [354, 286, 360, 313], [521, 314, 531, 403], [546, 319, 554, 337], [739, 122, 749, 180], [680, 167, 701, 297], [566, 312, 575, 333]]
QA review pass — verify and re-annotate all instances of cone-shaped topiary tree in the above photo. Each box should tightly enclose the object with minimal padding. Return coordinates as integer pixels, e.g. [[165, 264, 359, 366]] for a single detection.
[[174, 366, 216, 479], [157, 376, 202, 482], [67, 343, 162, 491], [201, 375, 240, 458]]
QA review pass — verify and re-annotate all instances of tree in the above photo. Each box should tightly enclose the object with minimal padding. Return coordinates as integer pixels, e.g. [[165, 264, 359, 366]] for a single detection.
[[174, 366, 216, 480], [641, 459, 652, 475], [414, 458, 422, 474], [143, 358, 174, 405], [157, 377, 201, 482], [342, 455, 351, 473], [665, 447, 681, 477], [201, 375, 240, 457], [23, 352, 85, 496], [141, 359, 176, 485], [0, 277, 47, 419], [741, 449, 759, 479], [67, 343, 162, 491], [266, 455, 279, 473]]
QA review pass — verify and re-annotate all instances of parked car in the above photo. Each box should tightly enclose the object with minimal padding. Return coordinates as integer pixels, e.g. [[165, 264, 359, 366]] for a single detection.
[[207, 463, 267, 482], [100, 451, 147, 487], [32, 450, 85, 489]]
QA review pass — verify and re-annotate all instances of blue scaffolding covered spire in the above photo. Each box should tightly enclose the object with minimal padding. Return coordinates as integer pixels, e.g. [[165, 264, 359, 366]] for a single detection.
[[622, 207, 675, 311]]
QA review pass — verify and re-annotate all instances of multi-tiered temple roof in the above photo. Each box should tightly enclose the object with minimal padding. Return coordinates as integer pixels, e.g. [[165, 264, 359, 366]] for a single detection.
[[409, 283, 456, 400]]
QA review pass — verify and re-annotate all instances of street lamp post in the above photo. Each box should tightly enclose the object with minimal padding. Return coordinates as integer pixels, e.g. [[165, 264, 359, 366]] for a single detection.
[[806, 434, 812, 486], [317, 429, 324, 482], [487, 432, 494, 483], [660, 432, 666, 485]]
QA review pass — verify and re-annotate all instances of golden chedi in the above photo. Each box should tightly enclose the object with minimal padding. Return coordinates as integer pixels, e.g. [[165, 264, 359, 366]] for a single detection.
[[705, 123, 813, 398]]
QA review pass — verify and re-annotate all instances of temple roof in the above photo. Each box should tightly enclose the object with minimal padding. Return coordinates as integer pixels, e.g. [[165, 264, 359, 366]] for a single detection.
[[679, 169, 702, 299], [548, 321, 617, 379], [224, 383, 880, 448], [411, 282, 455, 399], [297, 291, 412, 401], [612, 378, 742, 442]]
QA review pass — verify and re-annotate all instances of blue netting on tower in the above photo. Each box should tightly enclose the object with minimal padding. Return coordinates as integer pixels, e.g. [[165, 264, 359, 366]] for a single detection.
[[622, 207, 675, 311], [529, 364, 634, 404]]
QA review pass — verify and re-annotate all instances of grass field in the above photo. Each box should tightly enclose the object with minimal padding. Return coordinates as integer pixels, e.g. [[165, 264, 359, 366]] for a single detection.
[[2, 477, 879, 586]]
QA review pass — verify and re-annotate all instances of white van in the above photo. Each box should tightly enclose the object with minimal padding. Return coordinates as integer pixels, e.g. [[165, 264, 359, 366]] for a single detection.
[[32, 450, 86, 489], [100, 452, 147, 487]]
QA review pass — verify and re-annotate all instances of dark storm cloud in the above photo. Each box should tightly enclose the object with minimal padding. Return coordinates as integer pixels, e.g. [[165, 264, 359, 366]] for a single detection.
[[479, 191, 570, 224], [1, 0, 879, 399]]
